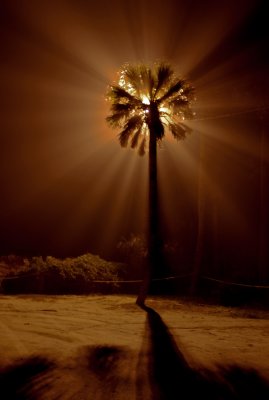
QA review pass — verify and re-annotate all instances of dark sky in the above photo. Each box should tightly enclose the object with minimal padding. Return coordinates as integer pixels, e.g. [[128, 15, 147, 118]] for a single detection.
[[0, 0, 268, 260]]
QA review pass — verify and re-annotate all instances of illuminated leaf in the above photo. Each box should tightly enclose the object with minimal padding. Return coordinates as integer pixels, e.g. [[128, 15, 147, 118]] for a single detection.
[[106, 62, 195, 155]]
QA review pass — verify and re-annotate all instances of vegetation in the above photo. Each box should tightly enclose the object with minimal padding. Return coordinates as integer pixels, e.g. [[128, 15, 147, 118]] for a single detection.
[[1, 254, 122, 294], [106, 63, 195, 152], [116, 234, 147, 278], [106, 63, 195, 305]]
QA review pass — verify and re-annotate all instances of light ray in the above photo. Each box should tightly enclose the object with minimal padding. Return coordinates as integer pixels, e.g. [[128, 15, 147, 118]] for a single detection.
[[0, 0, 267, 262]]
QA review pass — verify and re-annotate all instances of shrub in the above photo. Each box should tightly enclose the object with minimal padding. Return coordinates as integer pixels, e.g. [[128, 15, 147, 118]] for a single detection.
[[1, 254, 122, 294]]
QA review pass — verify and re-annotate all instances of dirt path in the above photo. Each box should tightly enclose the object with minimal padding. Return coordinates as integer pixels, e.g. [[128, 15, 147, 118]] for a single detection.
[[0, 295, 269, 399]]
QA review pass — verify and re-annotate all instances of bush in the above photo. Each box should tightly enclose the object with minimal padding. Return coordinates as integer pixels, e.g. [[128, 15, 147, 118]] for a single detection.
[[116, 234, 147, 279], [1, 254, 122, 294]]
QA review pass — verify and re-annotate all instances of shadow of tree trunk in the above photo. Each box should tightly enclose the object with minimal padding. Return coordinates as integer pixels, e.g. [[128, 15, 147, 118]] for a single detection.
[[144, 307, 207, 399], [137, 306, 269, 400]]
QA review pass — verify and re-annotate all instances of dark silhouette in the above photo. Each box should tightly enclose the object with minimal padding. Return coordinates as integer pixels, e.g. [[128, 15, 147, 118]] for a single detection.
[[106, 63, 195, 305], [0, 356, 54, 400], [1, 334, 269, 399], [139, 306, 269, 399]]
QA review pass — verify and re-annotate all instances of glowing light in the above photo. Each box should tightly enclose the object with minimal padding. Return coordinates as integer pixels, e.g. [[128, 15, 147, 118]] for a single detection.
[[159, 106, 173, 125], [141, 95, 150, 105], [159, 107, 169, 113], [106, 63, 195, 153], [0, 0, 264, 274]]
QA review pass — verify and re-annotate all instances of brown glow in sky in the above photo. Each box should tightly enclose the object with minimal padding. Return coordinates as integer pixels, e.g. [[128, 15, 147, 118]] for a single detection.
[[0, 0, 268, 264]]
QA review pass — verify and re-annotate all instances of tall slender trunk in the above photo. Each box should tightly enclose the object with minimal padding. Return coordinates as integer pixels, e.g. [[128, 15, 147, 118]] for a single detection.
[[136, 125, 158, 306], [136, 104, 160, 307], [148, 121, 161, 278]]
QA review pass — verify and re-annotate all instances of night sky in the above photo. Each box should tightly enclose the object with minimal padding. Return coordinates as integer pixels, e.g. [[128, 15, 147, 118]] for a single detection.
[[0, 0, 268, 266]]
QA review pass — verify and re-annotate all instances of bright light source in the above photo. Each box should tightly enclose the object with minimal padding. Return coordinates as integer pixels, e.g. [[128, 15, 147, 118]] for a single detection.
[[141, 95, 150, 105]]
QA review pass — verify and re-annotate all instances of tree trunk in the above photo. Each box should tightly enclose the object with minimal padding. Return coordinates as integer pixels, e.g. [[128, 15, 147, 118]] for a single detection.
[[136, 104, 161, 307]]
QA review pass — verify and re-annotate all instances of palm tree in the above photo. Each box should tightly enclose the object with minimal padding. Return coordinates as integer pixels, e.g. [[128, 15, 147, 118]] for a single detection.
[[106, 63, 195, 306]]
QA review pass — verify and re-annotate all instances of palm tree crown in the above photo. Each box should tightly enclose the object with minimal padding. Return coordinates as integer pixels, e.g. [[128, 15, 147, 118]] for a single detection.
[[106, 63, 195, 155]]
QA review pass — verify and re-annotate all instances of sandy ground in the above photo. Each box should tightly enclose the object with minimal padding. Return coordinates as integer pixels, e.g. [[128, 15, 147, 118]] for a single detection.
[[0, 295, 269, 399]]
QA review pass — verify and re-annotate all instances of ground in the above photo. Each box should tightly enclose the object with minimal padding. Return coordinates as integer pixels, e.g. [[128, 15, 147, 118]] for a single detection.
[[0, 295, 269, 399]]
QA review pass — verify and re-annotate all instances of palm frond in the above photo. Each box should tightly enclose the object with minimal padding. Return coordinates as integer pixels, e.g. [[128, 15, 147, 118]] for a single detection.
[[131, 127, 142, 149], [120, 65, 155, 100], [168, 123, 187, 140], [141, 67, 155, 99], [157, 79, 185, 104], [138, 137, 146, 156], [168, 97, 189, 110], [171, 123, 186, 140], [107, 85, 138, 104], [106, 113, 125, 128], [181, 108, 196, 120], [123, 65, 143, 96], [181, 85, 195, 99], [168, 98, 195, 119], [154, 64, 173, 98], [111, 103, 132, 113], [106, 103, 133, 128], [148, 70, 155, 100], [106, 62, 195, 153], [118, 115, 143, 147]]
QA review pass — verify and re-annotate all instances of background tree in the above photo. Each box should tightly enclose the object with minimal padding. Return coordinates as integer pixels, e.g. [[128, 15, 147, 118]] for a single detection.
[[106, 63, 195, 306]]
